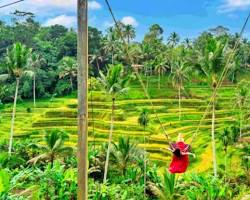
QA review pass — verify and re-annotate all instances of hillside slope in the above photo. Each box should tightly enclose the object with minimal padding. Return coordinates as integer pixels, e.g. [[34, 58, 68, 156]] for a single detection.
[[0, 80, 249, 172]]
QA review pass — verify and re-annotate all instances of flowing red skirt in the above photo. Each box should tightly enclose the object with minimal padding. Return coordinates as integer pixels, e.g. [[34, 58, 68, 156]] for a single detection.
[[169, 141, 189, 174]]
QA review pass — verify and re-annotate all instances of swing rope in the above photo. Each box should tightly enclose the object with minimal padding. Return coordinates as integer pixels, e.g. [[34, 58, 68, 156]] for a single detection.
[[188, 11, 250, 146], [104, 0, 171, 142], [104, 0, 250, 147]]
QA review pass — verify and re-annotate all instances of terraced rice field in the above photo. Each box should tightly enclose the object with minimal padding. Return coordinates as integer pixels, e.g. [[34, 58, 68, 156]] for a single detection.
[[0, 83, 249, 172]]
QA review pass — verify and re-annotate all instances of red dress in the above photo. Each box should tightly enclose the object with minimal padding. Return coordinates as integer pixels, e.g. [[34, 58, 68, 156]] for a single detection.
[[169, 141, 189, 174]]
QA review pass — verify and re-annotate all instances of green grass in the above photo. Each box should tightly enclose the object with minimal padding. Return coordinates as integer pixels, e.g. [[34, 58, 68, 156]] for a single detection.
[[0, 77, 248, 173]]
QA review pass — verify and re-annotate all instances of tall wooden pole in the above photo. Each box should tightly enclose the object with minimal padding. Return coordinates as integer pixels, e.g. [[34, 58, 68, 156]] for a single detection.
[[77, 0, 88, 199]]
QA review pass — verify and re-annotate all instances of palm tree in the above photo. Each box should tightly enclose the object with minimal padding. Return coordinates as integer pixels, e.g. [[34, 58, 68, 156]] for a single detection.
[[123, 24, 136, 44], [28, 53, 46, 108], [98, 64, 130, 183], [109, 137, 138, 176], [143, 61, 153, 90], [183, 38, 192, 49], [128, 44, 143, 66], [28, 130, 73, 166], [89, 53, 105, 73], [195, 37, 227, 177], [168, 32, 180, 47], [228, 57, 242, 83], [230, 125, 240, 143], [58, 56, 77, 91], [235, 81, 249, 137], [5, 42, 32, 155], [103, 27, 120, 64], [171, 60, 190, 120], [138, 109, 150, 198], [155, 54, 168, 89], [150, 171, 176, 200]]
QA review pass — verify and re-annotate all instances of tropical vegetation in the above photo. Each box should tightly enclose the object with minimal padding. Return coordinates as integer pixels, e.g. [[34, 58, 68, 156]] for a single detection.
[[0, 12, 249, 199]]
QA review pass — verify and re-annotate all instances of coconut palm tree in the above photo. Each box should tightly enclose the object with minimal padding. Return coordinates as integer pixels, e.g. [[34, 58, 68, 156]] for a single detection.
[[155, 54, 168, 89], [138, 109, 150, 199], [109, 137, 138, 176], [28, 130, 73, 166], [5, 42, 32, 155], [143, 61, 153, 90], [89, 53, 105, 73], [183, 38, 192, 49], [150, 171, 176, 200], [98, 64, 131, 183], [128, 43, 143, 66], [123, 24, 136, 44], [167, 32, 180, 47], [228, 57, 243, 83], [195, 37, 227, 177], [103, 27, 120, 64], [230, 125, 240, 143], [235, 81, 249, 137], [28, 53, 46, 108], [58, 56, 77, 91], [171, 60, 190, 120]]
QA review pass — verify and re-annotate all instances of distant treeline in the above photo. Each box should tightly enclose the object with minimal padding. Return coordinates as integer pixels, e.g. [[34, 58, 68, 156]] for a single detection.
[[0, 12, 249, 103]]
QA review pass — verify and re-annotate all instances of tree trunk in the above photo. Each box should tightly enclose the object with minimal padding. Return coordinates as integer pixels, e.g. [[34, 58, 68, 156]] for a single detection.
[[145, 67, 149, 90], [170, 50, 173, 73], [178, 85, 181, 121], [211, 88, 217, 177], [224, 150, 227, 182], [70, 76, 74, 91], [51, 153, 54, 167], [77, 0, 88, 199], [143, 126, 147, 199], [146, 74, 149, 91], [33, 74, 36, 108], [8, 78, 20, 155], [240, 109, 243, 138], [96, 60, 100, 73], [103, 98, 115, 183], [112, 53, 114, 65], [158, 73, 160, 89], [147, 75, 149, 90]]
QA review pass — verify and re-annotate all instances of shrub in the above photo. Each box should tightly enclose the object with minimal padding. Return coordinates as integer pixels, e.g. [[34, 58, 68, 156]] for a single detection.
[[26, 107, 32, 113], [37, 162, 77, 199], [55, 80, 72, 96]]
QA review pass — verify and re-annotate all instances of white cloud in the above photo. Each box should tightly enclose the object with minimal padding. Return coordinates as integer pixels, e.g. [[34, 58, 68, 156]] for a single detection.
[[43, 15, 76, 28], [29, 0, 102, 10], [30, 0, 76, 9], [89, 1, 102, 10], [103, 20, 114, 28], [0, 0, 101, 16], [121, 16, 138, 27], [29, 0, 101, 10], [227, 13, 239, 19], [219, 0, 250, 13]]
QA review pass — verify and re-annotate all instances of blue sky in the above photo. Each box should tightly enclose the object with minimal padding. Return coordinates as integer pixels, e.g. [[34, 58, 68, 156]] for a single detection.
[[1, 0, 250, 41]]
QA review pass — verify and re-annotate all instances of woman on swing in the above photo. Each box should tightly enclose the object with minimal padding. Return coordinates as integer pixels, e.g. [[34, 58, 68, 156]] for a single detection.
[[167, 133, 195, 174]]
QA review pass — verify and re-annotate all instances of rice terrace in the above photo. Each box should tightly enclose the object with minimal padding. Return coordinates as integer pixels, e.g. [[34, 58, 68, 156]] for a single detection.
[[0, 0, 249, 199]]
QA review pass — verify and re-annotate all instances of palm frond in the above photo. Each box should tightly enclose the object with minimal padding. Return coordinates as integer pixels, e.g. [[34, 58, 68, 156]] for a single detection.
[[0, 74, 9, 82], [27, 153, 49, 165]]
